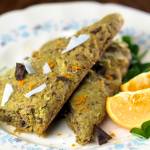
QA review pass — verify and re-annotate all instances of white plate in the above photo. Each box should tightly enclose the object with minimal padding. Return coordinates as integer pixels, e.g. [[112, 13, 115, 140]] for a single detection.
[[0, 1, 150, 150]]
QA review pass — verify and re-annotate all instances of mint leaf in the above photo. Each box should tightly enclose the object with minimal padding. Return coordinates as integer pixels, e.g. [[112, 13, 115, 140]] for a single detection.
[[131, 55, 140, 65], [140, 63, 150, 72], [141, 121, 150, 138], [145, 126, 150, 138], [130, 128, 147, 138], [122, 35, 150, 82], [139, 49, 149, 60], [143, 67, 150, 72], [129, 44, 139, 55], [122, 35, 132, 45], [142, 120, 150, 131], [123, 66, 141, 82], [131, 120, 150, 139]]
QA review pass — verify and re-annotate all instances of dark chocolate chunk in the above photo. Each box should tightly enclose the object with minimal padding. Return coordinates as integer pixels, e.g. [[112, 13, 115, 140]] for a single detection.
[[94, 125, 112, 145], [92, 63, 106, 75], [30, 108, 35, 114], [56, 76, 71, 82], [15, 63, 27, 80], [20, 120, 26, 127]]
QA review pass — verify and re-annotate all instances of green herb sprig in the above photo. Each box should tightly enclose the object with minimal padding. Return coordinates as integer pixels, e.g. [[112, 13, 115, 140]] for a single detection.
[[122, 35, 150, 82], [130, 120, 150, 139]]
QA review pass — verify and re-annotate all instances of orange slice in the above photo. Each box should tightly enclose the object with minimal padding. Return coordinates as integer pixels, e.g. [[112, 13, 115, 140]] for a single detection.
[[121, 71, 150, 92], [106, 88, 150, 129]]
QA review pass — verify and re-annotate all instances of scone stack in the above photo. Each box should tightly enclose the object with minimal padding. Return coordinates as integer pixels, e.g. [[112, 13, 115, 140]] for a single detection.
[[0, 13, 130, 145]]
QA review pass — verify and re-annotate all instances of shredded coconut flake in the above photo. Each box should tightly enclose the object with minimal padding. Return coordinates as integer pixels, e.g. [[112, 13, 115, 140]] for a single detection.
[[25, 83, 46, 98], [1, 83, 13, 106], [43, 63, 52, 74], [62, 34, 90, 53], [24, 61, 35, 74]]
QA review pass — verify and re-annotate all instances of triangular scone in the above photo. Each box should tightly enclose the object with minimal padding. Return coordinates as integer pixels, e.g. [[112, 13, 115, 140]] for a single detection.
[[0, 14, 123, 134], [67, 42, 131, 144]]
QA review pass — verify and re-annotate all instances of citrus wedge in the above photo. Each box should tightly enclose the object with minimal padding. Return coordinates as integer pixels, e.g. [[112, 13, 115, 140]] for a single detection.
[[106, 88, 150, 129], [121, 71, 150, 92]]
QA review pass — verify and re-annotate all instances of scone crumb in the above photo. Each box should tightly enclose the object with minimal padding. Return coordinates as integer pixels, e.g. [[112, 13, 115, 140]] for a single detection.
[[71, 143, 76, 147], [110, 132, 116, 138], [56, 132, 62, 136]]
